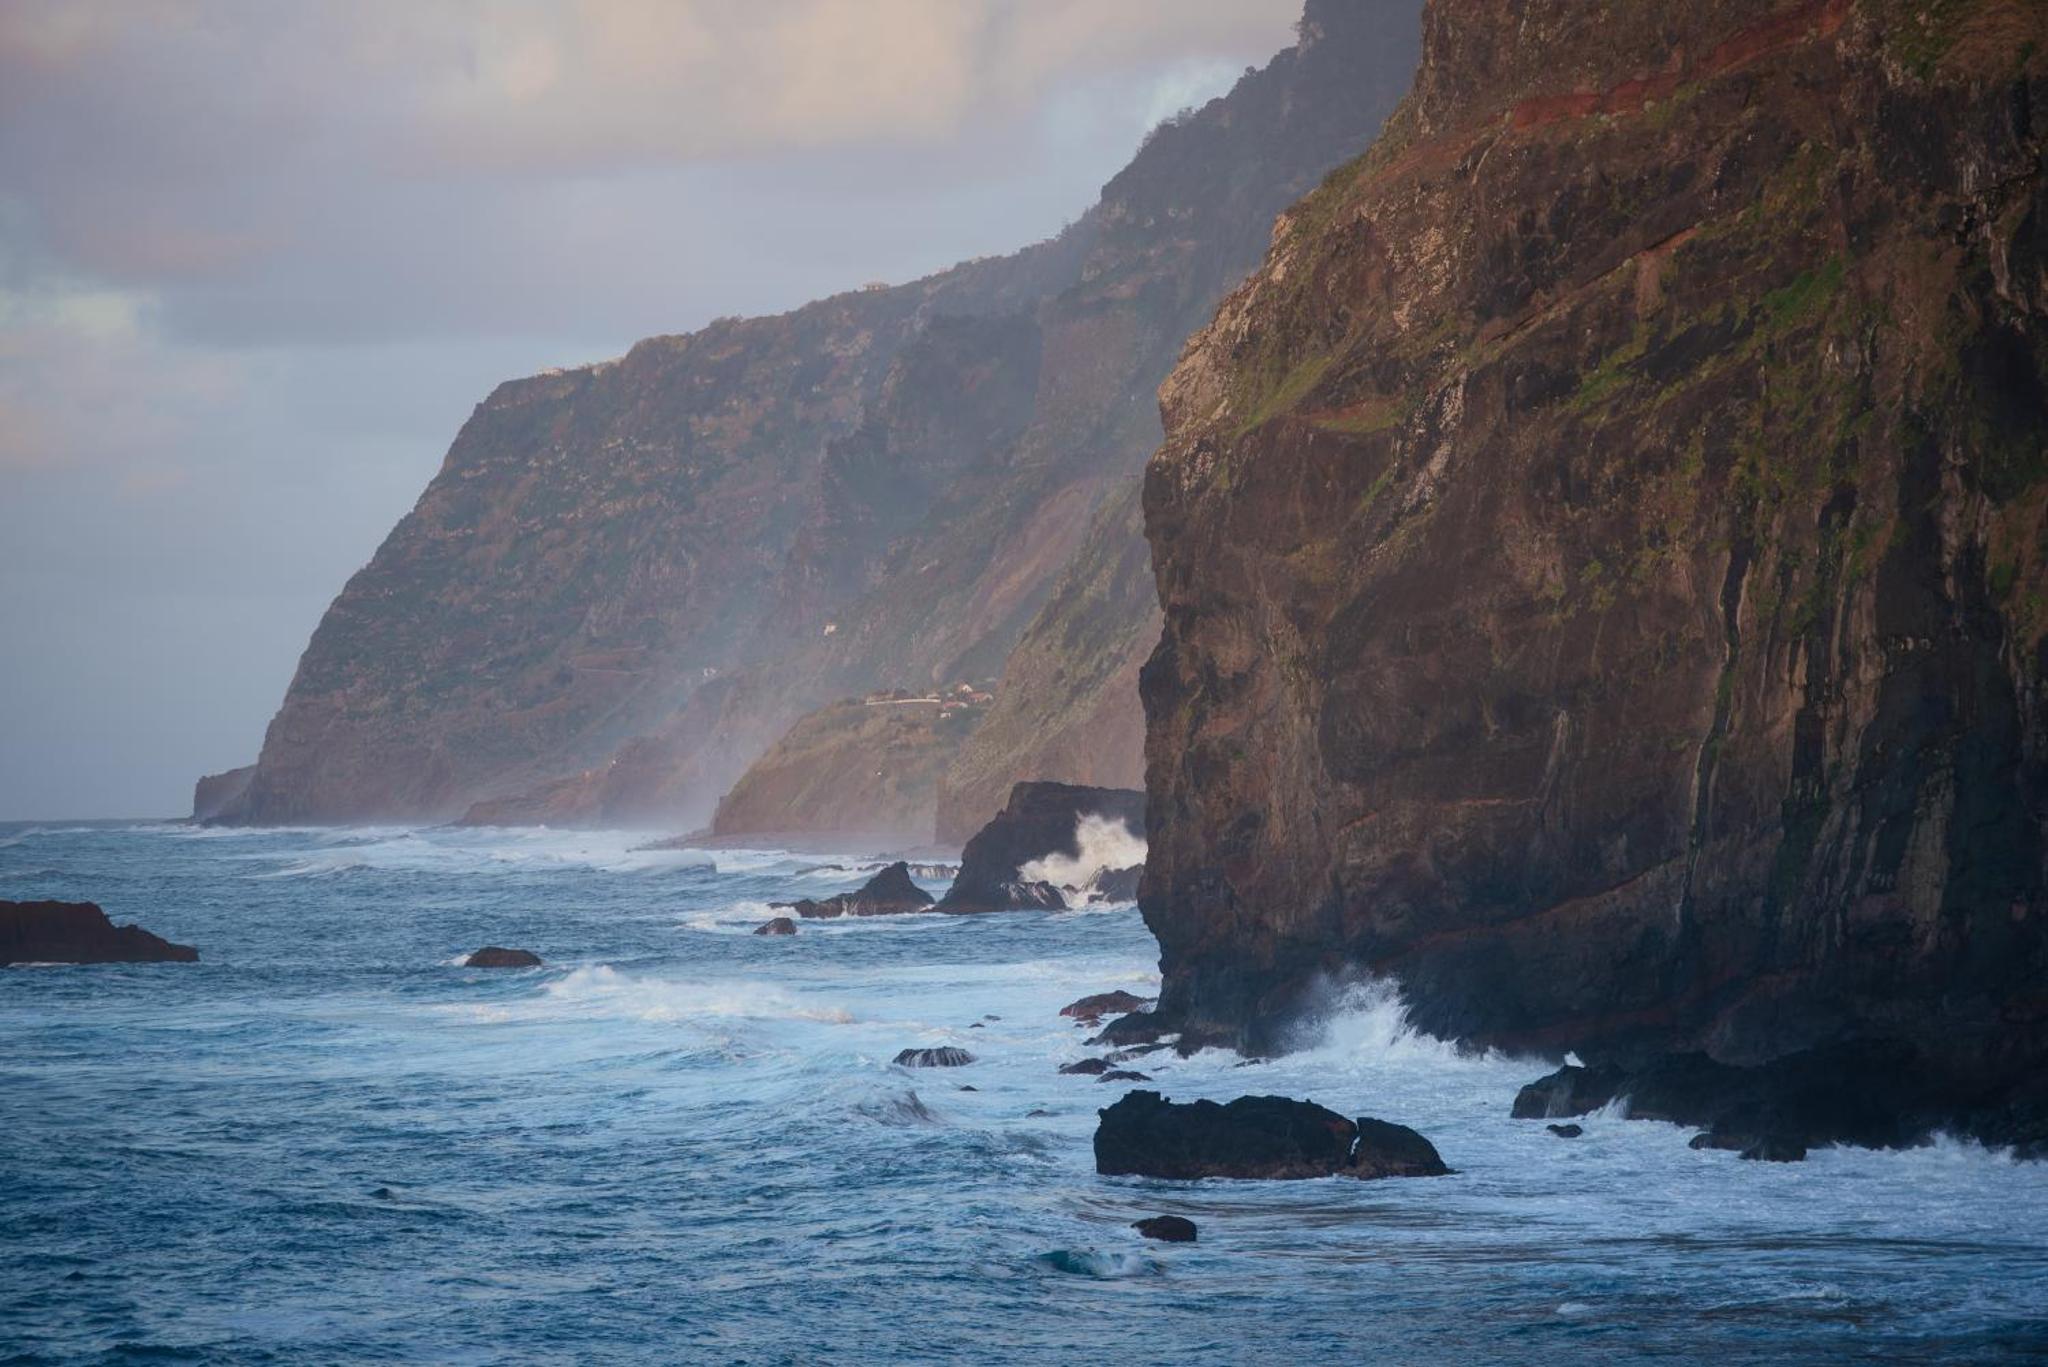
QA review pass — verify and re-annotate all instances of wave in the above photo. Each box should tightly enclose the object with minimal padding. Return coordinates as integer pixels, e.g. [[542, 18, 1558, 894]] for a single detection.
[[1020, 814, 1146, 892], [1285, 975, 1491, 1069], [539, 965, 856, 1025]]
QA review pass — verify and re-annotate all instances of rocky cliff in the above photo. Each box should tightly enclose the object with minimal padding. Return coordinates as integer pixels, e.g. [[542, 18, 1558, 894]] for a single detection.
[[216, 0, 1422, 829], [1142, 0, 2048, 1101], [708, 696, 986, 843]]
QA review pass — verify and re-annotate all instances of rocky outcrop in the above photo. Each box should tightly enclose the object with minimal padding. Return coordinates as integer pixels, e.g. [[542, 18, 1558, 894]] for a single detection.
[[1513, 1043, 2048, 1156], [893, 1047, 975, 1068], [1084, 866, 1144, 904], [755, 916, 799, 937], [216, 0, 1422, 830], [1139, 0, 2048, 1132], [1060, 990, 1155, 1023], [709, 697, 987, 842], [1, 901, 198, 965], [776, 861, 935, 919], [1094, 1090, 1448, 1180], [938, 781, 1145, 913], [1132, 1215, 1198, 1243], [190, 765, 254, 822], [464, 946, 541, 968]]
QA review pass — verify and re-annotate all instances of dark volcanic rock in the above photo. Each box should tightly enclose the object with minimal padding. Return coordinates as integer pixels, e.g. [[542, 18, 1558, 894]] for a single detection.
[[465, 946, 541, 968], [1512, 1042, 2048, 1155], [1512, 1065, 1627, 1120], [1093, 1091, 1447, 1180], [1132, 1215, 1198, 1243], [938, 782, 1143, 914], [1740, 1136, 1809, 1164], [1085, 865, 1144, 903], [1099, 1070, 1153, 1083], [190, 764, 254, 822], [777, 862, 936, 919], [1061, 990, 1154, 1023], [1060, 1058, 1112, 1076], [1138, 0, 2048, 1141], [0, 901, 197, 966], [1546, 1124, 1584, 1139], [754, 917, 798, 937], [894, 1047, 975, 1068]]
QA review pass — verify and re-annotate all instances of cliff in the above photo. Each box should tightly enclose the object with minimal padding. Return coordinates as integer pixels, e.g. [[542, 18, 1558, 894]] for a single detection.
[[1141, 0, 2048, 1099], [936, 480, 1159, 843], [708, 696, 987, 843], [216, 0, 1422, 829]]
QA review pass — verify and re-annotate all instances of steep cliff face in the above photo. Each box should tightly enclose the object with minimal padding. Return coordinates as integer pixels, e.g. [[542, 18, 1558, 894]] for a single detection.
[[218, 0, 1421, 829], [708, 697, 986, 843], [1143, 0, 2048, 1086], [936, 481, 1157, 843]]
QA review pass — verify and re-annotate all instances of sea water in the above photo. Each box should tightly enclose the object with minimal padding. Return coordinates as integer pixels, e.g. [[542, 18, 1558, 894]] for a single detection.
[[3, 822, 2045, 1364]]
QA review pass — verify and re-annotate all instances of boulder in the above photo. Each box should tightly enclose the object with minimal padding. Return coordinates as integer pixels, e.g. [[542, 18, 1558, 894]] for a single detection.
[[0, 900, 197, 965], [1059, 1058, 1112, 1076], [1510, 1063, 1626, 1119], [1060, 990, 1154, 1023], [1546, 1124, 1584, 1139], [894, 1047, 975, 1068], [1132, 1216, 1197, 1243], [1099, 1070, 1152, 1083], [777, 861, 935, 919], [465, 946, 541, 968], [938, 781, 1143, 914], [1094, 1091, 1448, 1180], [754, 917, 798, 937]]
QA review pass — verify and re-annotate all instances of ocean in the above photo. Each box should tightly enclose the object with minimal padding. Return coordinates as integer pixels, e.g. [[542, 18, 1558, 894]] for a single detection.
[[4, 822, 2046, 1364]]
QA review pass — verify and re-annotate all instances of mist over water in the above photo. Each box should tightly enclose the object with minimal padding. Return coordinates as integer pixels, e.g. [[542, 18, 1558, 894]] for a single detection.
[[3, 823, 2046, 1362]]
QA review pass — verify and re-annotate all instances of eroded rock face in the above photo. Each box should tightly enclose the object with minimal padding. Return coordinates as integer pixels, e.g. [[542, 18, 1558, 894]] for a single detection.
[[217, 0, 1422, 831], [190, 765, 254, 823], [1093, 1090, 1448, 1180], [1140, 0, 2048, 1110], [0, 901, 197, 966], [939, 782, 1145, 913]]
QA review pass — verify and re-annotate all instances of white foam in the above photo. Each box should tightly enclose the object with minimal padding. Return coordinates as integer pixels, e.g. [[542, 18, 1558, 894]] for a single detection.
[[1020, 814, 1146, 893]]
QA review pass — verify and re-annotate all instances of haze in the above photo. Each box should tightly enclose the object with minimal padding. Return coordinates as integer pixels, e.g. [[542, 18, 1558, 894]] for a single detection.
[[0, 0, 1300, 820]]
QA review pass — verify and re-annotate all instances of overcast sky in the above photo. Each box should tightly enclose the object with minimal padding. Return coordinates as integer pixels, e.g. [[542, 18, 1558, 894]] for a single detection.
[[0, 0, 1301, 820]]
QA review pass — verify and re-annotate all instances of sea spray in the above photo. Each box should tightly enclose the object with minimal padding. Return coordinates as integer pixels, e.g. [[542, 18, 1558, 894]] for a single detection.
[[1018, 813, 1147, 894]]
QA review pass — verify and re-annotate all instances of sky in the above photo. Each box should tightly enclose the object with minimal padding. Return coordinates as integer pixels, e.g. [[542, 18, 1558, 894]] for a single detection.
[[0, 0, 1302, 820]]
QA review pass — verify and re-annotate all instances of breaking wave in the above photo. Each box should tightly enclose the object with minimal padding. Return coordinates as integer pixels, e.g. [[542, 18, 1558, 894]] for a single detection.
[[1019, 814, 1146, 892]]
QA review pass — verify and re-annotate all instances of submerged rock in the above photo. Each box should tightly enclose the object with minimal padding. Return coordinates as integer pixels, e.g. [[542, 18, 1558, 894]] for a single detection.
[[0, 900, 198, 966], [1060, 990, 1154, 1023], [1060, 1058, 1112, 1076], [465, 946, 541, 968], [777, 861, 936, 919], [893, 1047, 975, 1068], [1094, 1091, 1447, 1181], [754, 917, 798, 937], [1132, 1215, 1197, 1243], [938, 782, 1144, 914], [1099, 1070, 1152, 1084], [1546, 1124, 1584, 1139]]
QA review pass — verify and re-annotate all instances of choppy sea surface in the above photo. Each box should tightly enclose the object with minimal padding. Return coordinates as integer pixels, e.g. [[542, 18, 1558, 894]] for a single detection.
[[3, 821, 2047, 1365]]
